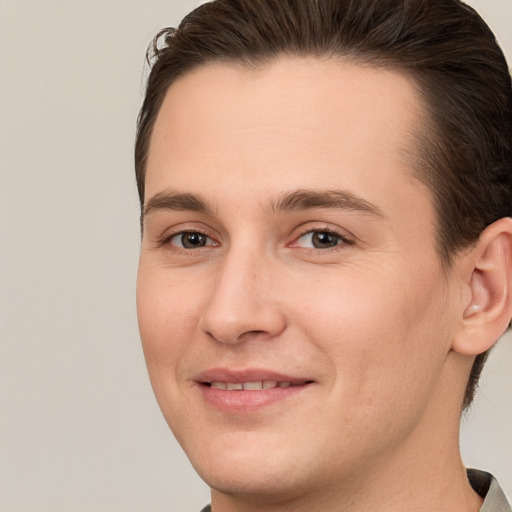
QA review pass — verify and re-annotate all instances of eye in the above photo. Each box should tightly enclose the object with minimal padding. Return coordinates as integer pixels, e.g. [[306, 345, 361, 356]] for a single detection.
[[169, 231, 215, 249], [295, 230, 347, 249]]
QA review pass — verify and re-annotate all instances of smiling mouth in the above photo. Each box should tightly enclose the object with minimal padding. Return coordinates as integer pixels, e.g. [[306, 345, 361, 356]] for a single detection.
[[203, 380, 311, 390], [198, 377, 314, 412]]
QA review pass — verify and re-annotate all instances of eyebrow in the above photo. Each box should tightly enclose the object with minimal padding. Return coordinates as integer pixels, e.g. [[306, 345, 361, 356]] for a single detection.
[[270, 189, 383, 217], [143, 191, 214, 219], [142, 187, 383, 221]]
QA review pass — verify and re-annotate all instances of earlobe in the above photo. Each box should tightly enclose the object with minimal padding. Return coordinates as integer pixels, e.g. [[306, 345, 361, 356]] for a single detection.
[[452, 217, 512, 356]]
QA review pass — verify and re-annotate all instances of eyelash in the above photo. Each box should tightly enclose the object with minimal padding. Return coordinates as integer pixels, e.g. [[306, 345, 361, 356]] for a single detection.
[[291, 227, 354, 250], [158, 226, 353, 253], [157, 230, 218, 251]]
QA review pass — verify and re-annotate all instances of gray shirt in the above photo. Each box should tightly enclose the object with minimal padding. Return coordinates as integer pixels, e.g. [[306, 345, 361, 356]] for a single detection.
[[199, 469, 511, 512], [468, 469, 511, 512]]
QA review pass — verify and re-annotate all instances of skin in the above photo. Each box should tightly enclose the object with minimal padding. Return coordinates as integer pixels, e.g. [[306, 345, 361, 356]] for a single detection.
[[137, 57, 498, 511]]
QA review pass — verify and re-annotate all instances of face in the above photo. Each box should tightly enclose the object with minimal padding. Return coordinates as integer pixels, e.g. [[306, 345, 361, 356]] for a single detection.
[[137, 58, 463, 504]]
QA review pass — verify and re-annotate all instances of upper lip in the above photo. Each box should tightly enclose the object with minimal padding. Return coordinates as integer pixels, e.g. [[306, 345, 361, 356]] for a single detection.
[[194, 368, 313, 384]]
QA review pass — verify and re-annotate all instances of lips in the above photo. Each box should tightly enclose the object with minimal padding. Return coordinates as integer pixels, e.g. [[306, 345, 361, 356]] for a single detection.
[[195, 368, 312, 386], [194, 368, 314, 413], [209, 380, 307, 390]]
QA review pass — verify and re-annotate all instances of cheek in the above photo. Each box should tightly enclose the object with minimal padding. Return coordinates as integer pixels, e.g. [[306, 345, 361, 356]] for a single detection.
[[136, 265, 200, 380], [136, 265, 210, 438], [293, 263, 449, 402]]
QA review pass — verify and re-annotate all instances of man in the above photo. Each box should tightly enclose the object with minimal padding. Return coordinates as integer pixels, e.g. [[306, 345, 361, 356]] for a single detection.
[[135, 0, 512, 510]]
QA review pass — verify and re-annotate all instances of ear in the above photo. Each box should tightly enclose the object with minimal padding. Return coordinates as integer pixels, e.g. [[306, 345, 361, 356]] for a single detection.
[[451, 217, 512, 356]]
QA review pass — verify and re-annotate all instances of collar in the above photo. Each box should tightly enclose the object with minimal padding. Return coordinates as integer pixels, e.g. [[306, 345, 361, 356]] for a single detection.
[[467, 469, 511, 512]]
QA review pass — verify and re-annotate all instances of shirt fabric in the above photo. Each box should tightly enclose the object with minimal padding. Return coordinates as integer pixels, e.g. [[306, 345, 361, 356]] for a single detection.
[[198, 469, 510, 512], [467, 470, 511, 512]]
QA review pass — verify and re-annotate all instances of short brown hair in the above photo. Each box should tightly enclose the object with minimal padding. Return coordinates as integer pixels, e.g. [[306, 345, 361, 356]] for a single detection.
[[135, 0, 512, 409]]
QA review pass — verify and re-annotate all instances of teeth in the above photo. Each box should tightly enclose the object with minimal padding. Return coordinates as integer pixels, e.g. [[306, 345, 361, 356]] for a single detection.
[[243, 381, 263, 390], [209, 380, 298, 390]]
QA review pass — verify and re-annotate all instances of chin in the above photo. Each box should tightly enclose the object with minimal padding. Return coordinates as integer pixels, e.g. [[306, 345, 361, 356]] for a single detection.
[[187, 439, 309, 499], [199, 464, 306, 505], [203, 471, 291, 496]]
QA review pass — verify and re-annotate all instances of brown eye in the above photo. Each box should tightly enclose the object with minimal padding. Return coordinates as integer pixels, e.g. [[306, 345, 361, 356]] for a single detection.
[[170, 232, 212, 249], [312, 232, 340, 248], [296, 230, 345, 249]]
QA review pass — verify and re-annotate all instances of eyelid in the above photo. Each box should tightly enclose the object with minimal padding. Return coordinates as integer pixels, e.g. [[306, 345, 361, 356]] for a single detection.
[[171, 231, 217, 249], [156, 226, 220, 249], [289, 226, 354, 249], [151, 222, 354, 251]]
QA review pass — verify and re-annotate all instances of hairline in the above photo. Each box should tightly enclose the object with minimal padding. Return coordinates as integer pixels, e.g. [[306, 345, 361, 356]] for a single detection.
[[140, 53, 457, 269]]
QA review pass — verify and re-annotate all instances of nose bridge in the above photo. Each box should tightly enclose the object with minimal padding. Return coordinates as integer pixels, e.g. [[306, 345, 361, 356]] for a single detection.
[[201, 241, 285, 344]]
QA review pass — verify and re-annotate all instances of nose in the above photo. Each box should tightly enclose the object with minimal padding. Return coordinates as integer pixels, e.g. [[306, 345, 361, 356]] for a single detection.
[[199, 248, 287, 345]]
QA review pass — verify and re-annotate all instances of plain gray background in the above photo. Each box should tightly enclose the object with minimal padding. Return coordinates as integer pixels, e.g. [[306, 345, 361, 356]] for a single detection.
[[1, 1, 511, 511]]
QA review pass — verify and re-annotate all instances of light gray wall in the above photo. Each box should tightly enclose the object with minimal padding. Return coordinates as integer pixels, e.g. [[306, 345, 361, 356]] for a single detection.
[[1, 1, 510, 510]]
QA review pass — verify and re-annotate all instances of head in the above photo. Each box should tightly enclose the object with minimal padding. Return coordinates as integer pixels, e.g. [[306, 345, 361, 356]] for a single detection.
[[135, 0, 512, 507], [136, 0, 512, 409]]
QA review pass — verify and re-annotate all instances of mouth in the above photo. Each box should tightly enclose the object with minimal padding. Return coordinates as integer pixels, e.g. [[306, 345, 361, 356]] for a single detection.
[[195, 370, 314, 413], [204, 380, 310, 390]]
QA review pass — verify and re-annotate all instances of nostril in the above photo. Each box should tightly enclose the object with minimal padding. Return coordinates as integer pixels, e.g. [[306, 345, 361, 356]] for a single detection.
[[238, 330, 267, 341]]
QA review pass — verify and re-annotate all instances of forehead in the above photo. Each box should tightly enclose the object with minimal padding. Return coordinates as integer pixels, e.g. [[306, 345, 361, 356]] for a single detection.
[[146, 57, 428, 210]]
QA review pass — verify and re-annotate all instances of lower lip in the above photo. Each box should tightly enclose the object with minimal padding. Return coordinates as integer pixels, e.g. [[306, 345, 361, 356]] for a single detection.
[[198, 383, 312, 414]]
